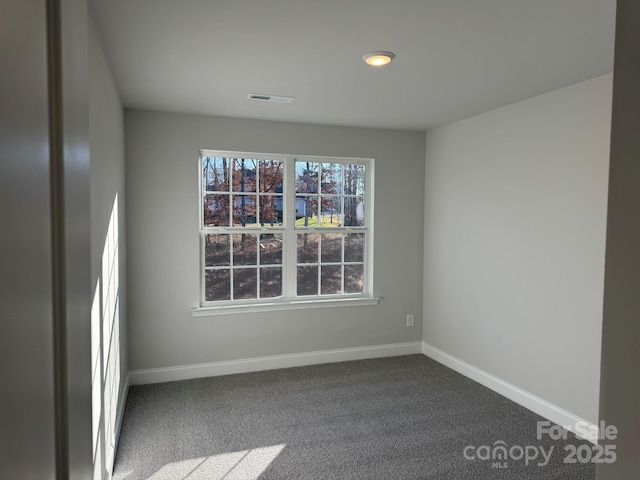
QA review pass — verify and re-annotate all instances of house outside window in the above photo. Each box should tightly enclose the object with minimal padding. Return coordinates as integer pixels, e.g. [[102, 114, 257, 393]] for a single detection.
[[199, 151, 374, 309]]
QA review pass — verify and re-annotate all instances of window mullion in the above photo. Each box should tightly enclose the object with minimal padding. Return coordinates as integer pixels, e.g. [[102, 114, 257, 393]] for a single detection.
[[200, 232, 205, 304], [317, 231, 322, 295], [229, 234, 235, 301], [364, 162, 372, 296], [284, 158, 297, 298], [341, 232, 345, 294], [256, 161, 261, 226], [256, 234, 261, 299]]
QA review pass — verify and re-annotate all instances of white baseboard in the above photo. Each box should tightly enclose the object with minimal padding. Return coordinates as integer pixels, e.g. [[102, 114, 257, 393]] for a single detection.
[[128, 341, 596, 443], [422, 341, 598, 444], [130, 341, 423, 386]]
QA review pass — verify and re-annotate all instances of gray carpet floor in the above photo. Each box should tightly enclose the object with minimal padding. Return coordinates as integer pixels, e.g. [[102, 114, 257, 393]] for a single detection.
[[113, 355, 595, 479]]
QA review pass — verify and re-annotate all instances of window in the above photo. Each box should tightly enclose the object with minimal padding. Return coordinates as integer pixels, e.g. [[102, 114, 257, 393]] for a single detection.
[[199, 151, 374, 310]]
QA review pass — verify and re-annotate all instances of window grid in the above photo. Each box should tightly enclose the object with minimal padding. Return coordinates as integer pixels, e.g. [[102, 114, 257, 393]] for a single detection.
[[204, 233, 285, 301], [200, 152, 371, 306], [294, 233, 366, 297], [203, 157, 285, 228]]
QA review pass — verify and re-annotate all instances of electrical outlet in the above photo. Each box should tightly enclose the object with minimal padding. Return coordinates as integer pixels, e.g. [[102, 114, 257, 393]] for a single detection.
[[406, 314, 415, 327]]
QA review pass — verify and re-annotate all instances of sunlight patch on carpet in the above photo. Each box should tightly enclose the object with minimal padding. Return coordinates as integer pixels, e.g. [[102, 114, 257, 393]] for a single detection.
[[145, 444, 286, 480]]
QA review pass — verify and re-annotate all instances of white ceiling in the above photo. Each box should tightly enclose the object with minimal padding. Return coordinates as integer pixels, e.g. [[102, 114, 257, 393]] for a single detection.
[[90, 0, 616, 131]]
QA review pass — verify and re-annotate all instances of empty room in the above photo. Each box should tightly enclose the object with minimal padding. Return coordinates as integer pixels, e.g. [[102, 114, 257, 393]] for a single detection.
[[3, 1, 639, 479]]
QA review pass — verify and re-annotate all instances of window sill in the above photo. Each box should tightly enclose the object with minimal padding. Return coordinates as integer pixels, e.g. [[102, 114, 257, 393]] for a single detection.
[[192, 296, 381, 317]]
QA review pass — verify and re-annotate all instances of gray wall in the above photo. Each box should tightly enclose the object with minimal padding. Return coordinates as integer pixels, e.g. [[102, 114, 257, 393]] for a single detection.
[[88, 17, 128, 478], [423, 75, 612, 423], [597, 0, 640, 477], [125, 110, 425, 371]]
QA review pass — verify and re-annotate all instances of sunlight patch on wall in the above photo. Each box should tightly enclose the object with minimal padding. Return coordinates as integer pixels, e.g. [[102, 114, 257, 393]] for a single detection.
[[147, 444, 286, 480], [103, 195, 121, 471], [92, 194, 121, 479], [91, 280, 102, 480]]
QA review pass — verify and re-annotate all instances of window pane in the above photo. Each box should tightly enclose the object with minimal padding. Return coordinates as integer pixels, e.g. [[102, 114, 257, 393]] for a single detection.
[[233, 268, 257, 299], [259, 160, 284, 193], [232, 195, 257, 227], [320, 196, 342, 227], [321, 233, 342, 263], [295, 196, 319, 226], [259, 195, 283, 227], [260, 234, 282, 265], [232, 159, 257, 192], [203, 194, 230, 227], [205, 270, 230, 301], [260, 267, 282, 298], [297, 233, 318, 263], [321, 265, 342, 295], [344, 233, 364, 263], [205, 234, 230, 267], [344, 164, 366, 196], [232, 234, 257, 265], [344, 264, 364, 293], [203, 157, 229, 192], [321, 163, 342, 194], [344, 197, 365, 227], [295, 162, 319, 193], [297, 265, 318, 296]]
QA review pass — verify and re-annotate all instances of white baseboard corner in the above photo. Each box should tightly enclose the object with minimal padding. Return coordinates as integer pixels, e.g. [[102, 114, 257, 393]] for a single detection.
[[421, 341, 599, 444], [130, 341, 423, 386]]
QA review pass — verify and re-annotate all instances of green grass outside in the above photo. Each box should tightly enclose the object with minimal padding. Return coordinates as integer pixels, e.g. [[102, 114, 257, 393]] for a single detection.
[[295, 215, 342, 227]]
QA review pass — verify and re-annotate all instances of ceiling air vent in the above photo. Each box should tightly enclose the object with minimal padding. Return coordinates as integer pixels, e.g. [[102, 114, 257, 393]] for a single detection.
[[248, 93, 295, 103]]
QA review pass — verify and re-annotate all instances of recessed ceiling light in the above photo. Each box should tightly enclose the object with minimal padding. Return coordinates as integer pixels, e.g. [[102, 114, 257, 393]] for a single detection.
[[362, 51, 396, 66]]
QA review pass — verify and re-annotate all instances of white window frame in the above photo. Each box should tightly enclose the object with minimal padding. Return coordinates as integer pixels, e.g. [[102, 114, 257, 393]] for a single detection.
[[193, 150, 379, 316]]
